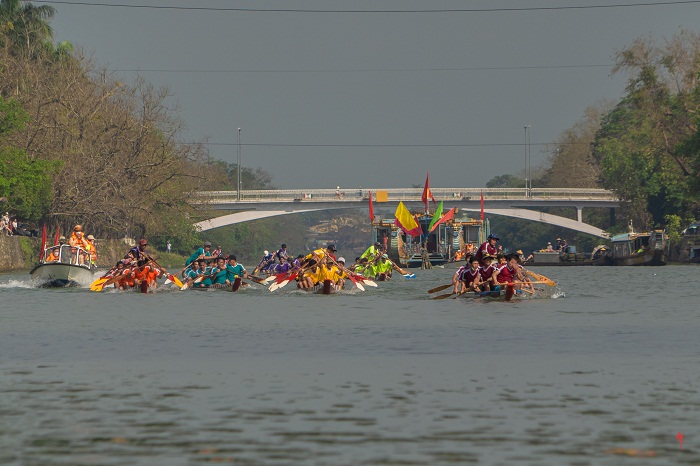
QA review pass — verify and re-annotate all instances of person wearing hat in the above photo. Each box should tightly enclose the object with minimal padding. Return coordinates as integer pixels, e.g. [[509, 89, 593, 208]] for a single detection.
[[69, 225, 89, 249], [125, 238, 149, 265], [476, 233, 499, 266], [360, 241, 384, 262], [254, 249, 275, 275], [85, 234, 98, 266], [185, 241, 213, 267], [546, 241, 554, 251]]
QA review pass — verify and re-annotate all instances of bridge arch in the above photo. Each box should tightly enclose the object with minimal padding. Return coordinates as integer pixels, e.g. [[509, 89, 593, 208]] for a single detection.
[[194, 206, 609, 238]]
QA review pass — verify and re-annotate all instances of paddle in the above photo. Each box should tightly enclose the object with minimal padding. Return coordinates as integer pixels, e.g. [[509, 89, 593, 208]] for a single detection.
[[433, 291, 455, 300], [91, 272, 128, 291], [524, 270, 556, 287], [427, 283, 452, 294], [387, 258, 415, 278]]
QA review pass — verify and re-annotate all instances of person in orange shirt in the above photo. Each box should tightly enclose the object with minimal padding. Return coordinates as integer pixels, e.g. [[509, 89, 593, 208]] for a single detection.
[[46, 247, 61, 262], [69, 225, 90, 265], [85, 234, 98, 266]]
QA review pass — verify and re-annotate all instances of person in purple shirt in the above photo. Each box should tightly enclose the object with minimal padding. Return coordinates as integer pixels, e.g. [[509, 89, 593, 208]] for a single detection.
[[272, 256, 292, 274]]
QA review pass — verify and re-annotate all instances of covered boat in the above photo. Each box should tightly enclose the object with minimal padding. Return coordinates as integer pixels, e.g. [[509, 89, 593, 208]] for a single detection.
[[30, 245, 96, 287], [607, 229, 667, 266], [371, 212, 487, 268]]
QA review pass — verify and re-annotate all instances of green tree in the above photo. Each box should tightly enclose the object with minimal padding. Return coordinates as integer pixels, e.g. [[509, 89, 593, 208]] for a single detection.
[[0, 96, 57, 221], [593, 31, 700, 229], [0, 0, 56, 57]]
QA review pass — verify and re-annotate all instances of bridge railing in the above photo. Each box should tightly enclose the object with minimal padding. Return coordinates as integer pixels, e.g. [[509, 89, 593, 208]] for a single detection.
[[193, 187, 617, 204]]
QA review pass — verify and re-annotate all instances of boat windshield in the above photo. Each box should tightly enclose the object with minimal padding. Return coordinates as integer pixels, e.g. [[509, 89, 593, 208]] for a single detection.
[[43, 245, 91, 267]]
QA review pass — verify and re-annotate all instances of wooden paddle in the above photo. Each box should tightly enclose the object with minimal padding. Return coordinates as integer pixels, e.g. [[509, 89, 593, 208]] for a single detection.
[[142, 253, 184, 289], [91, 272, 129, 291], [433, 291, 456, 300], [387, 258, 415, 278], [427, 283, 452, 294], [524, 270, 556, 286]]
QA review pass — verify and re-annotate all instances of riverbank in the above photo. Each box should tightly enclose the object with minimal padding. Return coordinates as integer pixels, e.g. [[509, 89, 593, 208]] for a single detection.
[[0, 236, 185, 272]]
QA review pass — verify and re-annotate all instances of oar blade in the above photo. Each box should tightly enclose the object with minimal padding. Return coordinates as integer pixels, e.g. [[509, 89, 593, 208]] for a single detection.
[[433, 292, 455, 300], [360, 278, 378, 287], [427, 283, 452, 294]]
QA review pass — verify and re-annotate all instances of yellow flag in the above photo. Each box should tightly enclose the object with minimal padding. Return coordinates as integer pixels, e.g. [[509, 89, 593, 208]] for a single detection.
[[394, 202, 422, 237]]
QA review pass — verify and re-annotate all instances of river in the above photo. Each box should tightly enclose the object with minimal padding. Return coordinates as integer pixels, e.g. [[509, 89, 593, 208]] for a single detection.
[[1, 265, 698, 465]]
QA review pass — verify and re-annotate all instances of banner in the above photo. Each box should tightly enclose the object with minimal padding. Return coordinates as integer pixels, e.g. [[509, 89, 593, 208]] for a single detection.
[[421, 172, 436, 212], [368, 190, 374, 222], [429, 207, 455, 233], [428, 201, 443, 232], [394, 202, 422, 237]]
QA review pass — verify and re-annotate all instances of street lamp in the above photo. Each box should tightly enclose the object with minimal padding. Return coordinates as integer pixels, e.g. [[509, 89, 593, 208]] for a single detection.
[[237, 127, 241, 201], [524, 125, 531, 195]]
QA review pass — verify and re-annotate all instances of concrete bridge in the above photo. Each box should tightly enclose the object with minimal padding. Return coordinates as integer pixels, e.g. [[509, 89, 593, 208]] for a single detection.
[[191, 187, 619, 238]]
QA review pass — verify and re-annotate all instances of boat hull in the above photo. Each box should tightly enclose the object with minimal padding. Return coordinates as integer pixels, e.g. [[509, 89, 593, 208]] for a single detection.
[[29, 263, 95, 287]]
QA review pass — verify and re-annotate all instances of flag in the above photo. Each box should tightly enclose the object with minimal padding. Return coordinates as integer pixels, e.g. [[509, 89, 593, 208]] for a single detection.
[[428, 201, 444, 232], [394, 202, 422, 237], [368, 190, 375, 222], [54, 227, 60, 246], [421, 172, 436, 212], [430, 207, 455, 233], [480, 190, 485, 222]]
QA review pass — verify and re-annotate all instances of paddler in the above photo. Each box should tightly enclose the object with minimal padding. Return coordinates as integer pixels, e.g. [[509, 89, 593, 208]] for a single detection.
[[374, 254, 393, 280], [225, 255, 248, 283], [185, 241, 214, 267], [125, 238, 149, 265], [200, 257, 228, 287], [476, 233, 499, 266], [493, 254, 526, 290], [478, 254, 498, 291], [456, 256, 484, 294]]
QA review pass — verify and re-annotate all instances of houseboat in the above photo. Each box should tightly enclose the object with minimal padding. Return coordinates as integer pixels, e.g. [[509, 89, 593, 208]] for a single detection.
[[607, 229, 667, 266], [371, 211, 487, 268]]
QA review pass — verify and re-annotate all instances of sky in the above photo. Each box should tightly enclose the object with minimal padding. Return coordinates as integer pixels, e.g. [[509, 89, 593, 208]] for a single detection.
[[41, 0, 700, 189]]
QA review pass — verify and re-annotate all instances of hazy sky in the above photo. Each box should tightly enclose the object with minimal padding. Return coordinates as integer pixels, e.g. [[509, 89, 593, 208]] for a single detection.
[[43, 0, 700, 189]]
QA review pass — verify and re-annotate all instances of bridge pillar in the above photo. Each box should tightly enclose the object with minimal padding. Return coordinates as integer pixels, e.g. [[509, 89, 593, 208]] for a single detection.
[[576, 206, 583, 223]]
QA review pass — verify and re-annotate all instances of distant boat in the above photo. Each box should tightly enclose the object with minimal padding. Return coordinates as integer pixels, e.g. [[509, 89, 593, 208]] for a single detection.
[[372, 212, 486, 269], [607, 229, 667, 266], [528, 246, 607, 266], [29, 245, 97, 287]]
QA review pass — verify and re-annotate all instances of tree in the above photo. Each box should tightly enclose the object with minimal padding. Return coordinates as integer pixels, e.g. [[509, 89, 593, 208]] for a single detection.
[[0, 96, 57, 221], [0, 0, 56, 58], [593, 31, 700, 230]]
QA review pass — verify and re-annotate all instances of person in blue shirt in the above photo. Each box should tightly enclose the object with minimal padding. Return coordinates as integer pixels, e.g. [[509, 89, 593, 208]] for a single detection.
[[201, 257, 228, 287], [185, 241, 213, 267], [275, 244, 288, 263], [225, 255, 248, 283]]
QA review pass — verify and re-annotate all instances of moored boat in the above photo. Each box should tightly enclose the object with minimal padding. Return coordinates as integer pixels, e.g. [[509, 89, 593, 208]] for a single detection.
[[607, 229, 667, 266], [29, 245, 96, 287], [371, 212, 487, 269], [528, 246, 608, 266]]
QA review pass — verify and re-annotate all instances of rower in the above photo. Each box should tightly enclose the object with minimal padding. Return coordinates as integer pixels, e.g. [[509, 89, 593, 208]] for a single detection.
[[457, 256, 484, 294], [225, 255, 248, 283], [201, 257, 228, 287], [476, 234, 499, 266], [478, 254, 498, 291], [185, 241, 213, 267], [493, 254, 526, 290], [125, 238, 149, 265]]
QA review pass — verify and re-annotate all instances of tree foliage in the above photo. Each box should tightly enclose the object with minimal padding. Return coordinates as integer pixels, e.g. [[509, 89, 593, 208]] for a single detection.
[[0, 95, 57, 221], [593, 31, 700, 230]]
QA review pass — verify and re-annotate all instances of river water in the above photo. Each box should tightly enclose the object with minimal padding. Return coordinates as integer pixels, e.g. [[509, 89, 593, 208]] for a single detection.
[[1, 265, 698, 465]]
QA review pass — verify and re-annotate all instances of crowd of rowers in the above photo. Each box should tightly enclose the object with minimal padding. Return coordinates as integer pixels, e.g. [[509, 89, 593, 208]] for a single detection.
[[452, 233, 536, 295]]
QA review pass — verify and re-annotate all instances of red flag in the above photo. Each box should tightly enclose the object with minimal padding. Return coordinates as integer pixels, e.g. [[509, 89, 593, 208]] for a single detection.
[[368, 190, 375, 222], [421, 172, 436, 212], [429, 207, 455, 232], [480, 190, 485, 221], [54, 226, 60, 246], [40, 224, 47, 261]]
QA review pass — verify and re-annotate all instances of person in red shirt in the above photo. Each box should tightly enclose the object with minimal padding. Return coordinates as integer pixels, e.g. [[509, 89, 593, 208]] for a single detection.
[[456, 256, 484, 294], [476, 234, 499, 266], [493, 254, 524, 288]]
